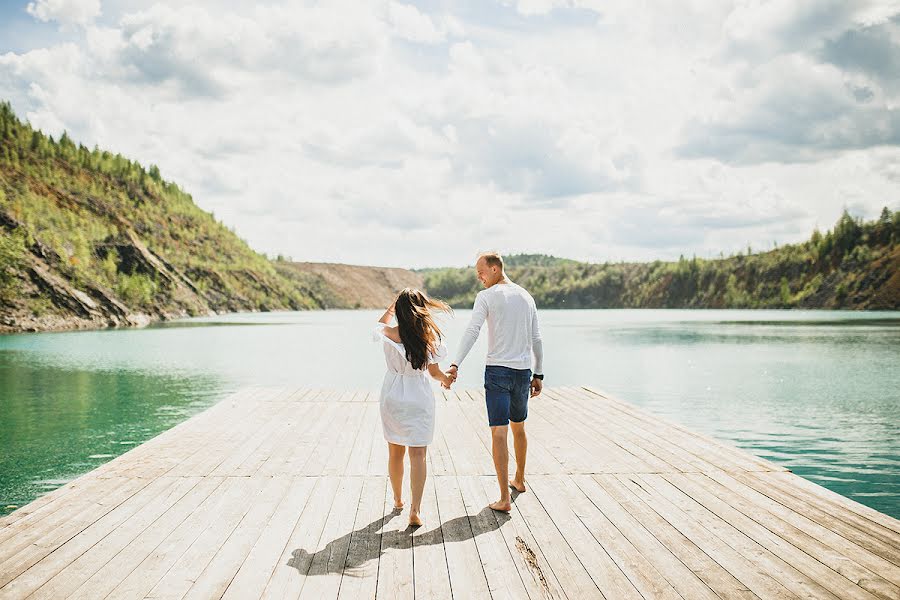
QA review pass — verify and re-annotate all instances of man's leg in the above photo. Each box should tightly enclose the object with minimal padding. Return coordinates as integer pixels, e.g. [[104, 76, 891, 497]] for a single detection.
[[509, 420, 527, 492], [489, 425, 511, 511]]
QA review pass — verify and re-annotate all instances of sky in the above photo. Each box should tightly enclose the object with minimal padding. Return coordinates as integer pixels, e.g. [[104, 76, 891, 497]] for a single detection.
[[1, 0, 899, 268]]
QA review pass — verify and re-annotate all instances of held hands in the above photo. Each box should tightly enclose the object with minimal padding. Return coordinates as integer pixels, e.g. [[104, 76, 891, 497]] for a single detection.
[[530, 376, 543, 397], [440, 372, 453, 389], [441, 365, 459, 390]]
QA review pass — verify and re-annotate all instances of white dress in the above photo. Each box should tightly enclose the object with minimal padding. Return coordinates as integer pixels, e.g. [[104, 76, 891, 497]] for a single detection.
[[373, 323, 446, 447]]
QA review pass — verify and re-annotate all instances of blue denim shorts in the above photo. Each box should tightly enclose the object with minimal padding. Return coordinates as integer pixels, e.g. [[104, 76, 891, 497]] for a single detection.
[[484, 365, 532, 427]]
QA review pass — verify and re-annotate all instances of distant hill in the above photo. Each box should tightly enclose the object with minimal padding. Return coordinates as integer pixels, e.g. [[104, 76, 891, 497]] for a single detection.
[[276, 262, 422, 309], [0, 102, 329, 333], [423, 212, 900, 310]]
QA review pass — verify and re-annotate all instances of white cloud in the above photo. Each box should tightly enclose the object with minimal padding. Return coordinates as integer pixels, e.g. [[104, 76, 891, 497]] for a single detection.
[[27, 0, 101, 26], [1, 0, 899, 268], [388, 2, 445, 44]]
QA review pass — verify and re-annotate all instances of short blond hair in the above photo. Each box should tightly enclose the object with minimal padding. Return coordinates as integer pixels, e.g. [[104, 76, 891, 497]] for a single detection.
[[477, 251, 504, 270]]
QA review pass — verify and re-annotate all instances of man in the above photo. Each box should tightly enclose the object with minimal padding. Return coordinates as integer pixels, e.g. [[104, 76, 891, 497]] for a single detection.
[[448, 252, 544, 512]]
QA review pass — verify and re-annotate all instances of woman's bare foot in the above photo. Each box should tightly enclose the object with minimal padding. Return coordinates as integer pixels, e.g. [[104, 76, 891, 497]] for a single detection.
[[408, 511, 423, 527], [394, 498, 404, 510], [489, 500, 512, 512], [509, 479, 526, 493]]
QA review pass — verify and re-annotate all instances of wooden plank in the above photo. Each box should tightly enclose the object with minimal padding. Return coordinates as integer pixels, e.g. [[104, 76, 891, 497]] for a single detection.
[[745, 471, 900, 553], [344, 402, 379, 477], [718, 471, 900, 586], [733, 472, 900, 569], [476, 475, 567, 599], [689, 471, 900, 599], [219, 476, 318, 600], [458, 475, 531, 599], [528, 475, 642, 599], [433, 475, 491, 599], [580, 387, 781, 473], [531, 475, 680, 600], [101, 477, 243, 599], [144, 476, 261, 599], [85, 478, 223, 598], [566, 386, 748, 472], [0, 474, 132, 550], [611, 474, 802, 599], [641, 472, 850, 599], [591, 474, 759, 600], [261, 476, 341, 598], [410, 476, 453, 599], [181, 476, 293, 600], [441, 395, 493, 476], [64, 477, 223, 600], [660, 473, 875, 600], [257, 396, 342, 477], [0, 473, 102, 531], [322, 396, 370, 476], [211, 389, 313, 476], [337, 476, 386, 599], [112, 387, 281, 480], [772, 471, 900, 536], [537, 389, 660, 474], [512, 476, 604, 599], [0, 476, 185, 598], [0, 478, 149, 590], [297, 476, 366, 599], [572, 475, 724, 600], [375, 477, 414, 600], [427, 400, 456, 477], [557, 388, 721, 473]]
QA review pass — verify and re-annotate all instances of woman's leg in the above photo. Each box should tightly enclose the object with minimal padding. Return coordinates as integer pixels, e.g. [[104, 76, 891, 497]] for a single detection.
[[388, 443, 406, 509], [408, 446, 427, 526]]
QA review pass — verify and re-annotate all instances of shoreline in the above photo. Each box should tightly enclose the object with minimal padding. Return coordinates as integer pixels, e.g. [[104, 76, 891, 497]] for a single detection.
[[2, 304, 897, 336]]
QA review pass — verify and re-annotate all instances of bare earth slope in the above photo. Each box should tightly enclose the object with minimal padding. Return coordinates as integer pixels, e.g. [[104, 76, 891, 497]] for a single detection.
[[276, 262, 423, 309]]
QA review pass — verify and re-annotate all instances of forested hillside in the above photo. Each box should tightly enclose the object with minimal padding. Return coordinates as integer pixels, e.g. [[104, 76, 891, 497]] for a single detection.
[[0, 102, 327, 332], [423, 211, 900, 310]]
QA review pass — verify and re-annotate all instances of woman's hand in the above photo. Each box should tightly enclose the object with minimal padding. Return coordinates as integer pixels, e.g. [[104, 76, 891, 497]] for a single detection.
[[378, 302, 396, 325], [440, 371, 454, 389]]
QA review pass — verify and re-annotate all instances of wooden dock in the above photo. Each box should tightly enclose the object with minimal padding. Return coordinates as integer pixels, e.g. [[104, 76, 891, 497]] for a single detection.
[[1, 386, 899, 599]]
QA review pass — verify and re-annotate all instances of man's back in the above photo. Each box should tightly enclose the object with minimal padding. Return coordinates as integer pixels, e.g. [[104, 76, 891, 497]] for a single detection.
[[454, 282, 542, 373], [480, 283, 537, 369]]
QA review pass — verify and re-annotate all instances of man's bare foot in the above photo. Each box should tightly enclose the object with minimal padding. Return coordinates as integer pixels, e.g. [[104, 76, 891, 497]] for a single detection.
[[409, 511, 423, 527], [394, 499, 404, 510], [509, 479, 526, 493], [489, 500, 512, 512]]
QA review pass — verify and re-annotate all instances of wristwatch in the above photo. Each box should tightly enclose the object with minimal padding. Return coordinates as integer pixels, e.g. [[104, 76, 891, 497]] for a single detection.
[[532, 374, 544, 380]]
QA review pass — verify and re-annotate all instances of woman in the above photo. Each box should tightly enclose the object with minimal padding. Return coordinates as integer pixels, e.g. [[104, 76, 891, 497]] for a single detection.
[[374, 288, 453, 527]]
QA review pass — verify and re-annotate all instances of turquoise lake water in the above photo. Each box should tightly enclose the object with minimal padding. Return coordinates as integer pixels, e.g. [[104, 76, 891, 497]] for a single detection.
[[1, 309, 898, 518]]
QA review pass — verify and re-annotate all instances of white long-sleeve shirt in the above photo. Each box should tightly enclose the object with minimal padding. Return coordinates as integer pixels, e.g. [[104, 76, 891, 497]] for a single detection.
[[453, 282, 544, 373]]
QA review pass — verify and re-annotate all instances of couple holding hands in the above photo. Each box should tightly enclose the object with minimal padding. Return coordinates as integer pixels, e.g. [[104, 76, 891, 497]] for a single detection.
[[374, 252, 544, 527]]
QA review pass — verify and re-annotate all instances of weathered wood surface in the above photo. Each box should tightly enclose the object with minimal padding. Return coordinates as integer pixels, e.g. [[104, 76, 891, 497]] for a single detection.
[[1, 386, 898, 599]]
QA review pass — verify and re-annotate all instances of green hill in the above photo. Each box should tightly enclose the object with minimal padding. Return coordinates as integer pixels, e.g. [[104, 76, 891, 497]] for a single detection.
[[0, 102, 330, 332], [423, 212, 900, 310]]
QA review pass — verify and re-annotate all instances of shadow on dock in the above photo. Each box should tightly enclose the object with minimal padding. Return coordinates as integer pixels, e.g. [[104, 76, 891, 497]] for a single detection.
[[289, 495, 517, 578]]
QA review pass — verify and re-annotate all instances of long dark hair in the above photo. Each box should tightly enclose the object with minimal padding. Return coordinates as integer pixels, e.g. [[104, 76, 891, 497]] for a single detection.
[[395, 288, 452, 370]]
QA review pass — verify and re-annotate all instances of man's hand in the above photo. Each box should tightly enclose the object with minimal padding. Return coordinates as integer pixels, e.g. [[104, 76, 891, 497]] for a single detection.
[[447, 365, 458, 384], [530, 377, 543, 397]]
